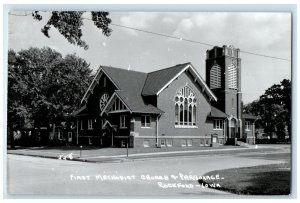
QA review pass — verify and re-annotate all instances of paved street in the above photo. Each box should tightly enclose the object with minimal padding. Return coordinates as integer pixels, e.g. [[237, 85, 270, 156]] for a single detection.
[[6, 145, 290, 197]]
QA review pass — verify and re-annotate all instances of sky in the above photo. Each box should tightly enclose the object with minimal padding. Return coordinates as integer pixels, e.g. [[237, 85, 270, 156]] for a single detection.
[[8, 11, 291, 104]]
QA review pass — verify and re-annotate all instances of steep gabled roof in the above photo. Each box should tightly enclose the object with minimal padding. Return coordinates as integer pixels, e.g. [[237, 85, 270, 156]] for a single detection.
[[243, 113, 260, 120], [101, 67, 163, 114], [142, 63, 217, 102], [115, 90, 164, 114], [209, 106, 228, 118], [142, 63, 190, 96], [72, 104, 87, 116], [87, 66, 163, 115], [101, 66, 148, 94], [79, 62, 217, 116]]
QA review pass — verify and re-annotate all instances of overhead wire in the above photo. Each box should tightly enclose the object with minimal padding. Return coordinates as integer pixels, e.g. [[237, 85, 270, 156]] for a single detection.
[[9, 12, 291, 62], [110, 23, 291, 62]]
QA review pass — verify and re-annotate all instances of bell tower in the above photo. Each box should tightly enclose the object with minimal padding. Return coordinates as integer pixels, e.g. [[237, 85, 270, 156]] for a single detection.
[[206, 45, 242, 138]]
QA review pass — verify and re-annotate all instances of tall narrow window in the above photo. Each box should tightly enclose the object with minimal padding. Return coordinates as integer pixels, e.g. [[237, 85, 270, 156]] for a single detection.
[[175, 104, 179, 125], [193, 106, 196, 126], [80, 120, 83, 130], [68, 132, 72, 142], [120, 115, 127, 128], [174, 86, 197, 127], [141, 115, 151, 128], [109, 98, 127, 112], [210, 65, 221, 89], [213, 119, 224, 130], [103, 77, 106, 87], [88, 119, 93, 130], [228, 63, 237, 89], [58, 131, 63, 140], [245, 121, 251, 131]]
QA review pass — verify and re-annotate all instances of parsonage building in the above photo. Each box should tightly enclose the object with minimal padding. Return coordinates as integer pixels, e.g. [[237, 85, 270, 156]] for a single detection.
[[72, 45, 258, 148]]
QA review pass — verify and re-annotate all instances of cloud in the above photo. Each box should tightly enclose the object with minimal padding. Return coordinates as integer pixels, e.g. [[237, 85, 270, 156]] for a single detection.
[[120, 12, 160, 35], [162, 17, 175, 24], [173, 18, 195, 38]]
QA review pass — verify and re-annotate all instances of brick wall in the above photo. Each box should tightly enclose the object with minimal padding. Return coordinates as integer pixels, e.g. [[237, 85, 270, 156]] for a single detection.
[[133, 115, 157, 138], [157, 71, 215, 138], [133, 137, 226, 148]]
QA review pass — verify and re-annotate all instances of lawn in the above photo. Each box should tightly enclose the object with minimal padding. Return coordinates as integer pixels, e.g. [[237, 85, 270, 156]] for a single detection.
[[199, 162, 291, 195]]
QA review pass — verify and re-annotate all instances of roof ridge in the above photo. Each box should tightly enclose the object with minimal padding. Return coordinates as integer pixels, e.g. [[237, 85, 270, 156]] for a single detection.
[[101, 65, 147, 74], [147, 62, 191, 74], [141, 62, 192, 96]]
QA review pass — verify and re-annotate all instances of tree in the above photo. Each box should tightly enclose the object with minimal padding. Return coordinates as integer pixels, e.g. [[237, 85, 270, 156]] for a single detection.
[[243, 79, 291, 140], [31, 11, 112, 49], [8, 47, 93, 146]]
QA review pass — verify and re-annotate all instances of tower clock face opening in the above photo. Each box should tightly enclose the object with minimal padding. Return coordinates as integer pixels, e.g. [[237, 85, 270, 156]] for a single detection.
[[100, 93, 109, 111]]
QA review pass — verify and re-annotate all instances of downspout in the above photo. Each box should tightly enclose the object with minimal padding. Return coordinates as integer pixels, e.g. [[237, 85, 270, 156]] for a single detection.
[[76, 119, 79, 145], [239, 119, 243, 138], [112, 130, 114, 147], [223, 118, 226, 142], [156, 114, 161, 147], [236, 49, 242, 139]]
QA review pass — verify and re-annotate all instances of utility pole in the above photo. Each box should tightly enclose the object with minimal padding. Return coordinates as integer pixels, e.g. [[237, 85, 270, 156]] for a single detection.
[[126, 137, 129, 157]]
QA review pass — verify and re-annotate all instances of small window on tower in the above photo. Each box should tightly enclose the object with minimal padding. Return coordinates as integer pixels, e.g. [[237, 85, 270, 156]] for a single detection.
[[103, 77, 106, 87], [228, 63, 237, 89], [210, 65, 221, 89]]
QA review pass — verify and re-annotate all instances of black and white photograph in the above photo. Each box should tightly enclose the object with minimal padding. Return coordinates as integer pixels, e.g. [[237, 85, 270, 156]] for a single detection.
[[3, 2, 296, 199]]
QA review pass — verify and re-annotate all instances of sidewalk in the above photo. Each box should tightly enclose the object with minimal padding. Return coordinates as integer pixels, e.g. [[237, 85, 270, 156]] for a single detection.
[[7, 144, 289, 163]]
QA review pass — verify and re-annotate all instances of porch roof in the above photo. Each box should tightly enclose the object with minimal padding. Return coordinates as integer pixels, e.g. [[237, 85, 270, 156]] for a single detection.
[[243, 113, 260, 120], [208, 106, 228, 118]]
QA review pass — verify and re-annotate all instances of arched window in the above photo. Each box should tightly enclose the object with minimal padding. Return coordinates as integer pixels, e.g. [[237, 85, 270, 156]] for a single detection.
[[210, 65, 221, 89], [228, 63, 237, 89], [175, 86, 197, 127]]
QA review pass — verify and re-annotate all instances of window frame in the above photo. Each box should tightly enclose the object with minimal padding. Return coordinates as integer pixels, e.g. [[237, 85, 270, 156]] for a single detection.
[[68, 132, 72, 142], [141, 115, 151, 128], [245, 121, 251, 131], [121, 140, 126, 147], [110, 98, 127, 112], [181, 139, 187, 147], [205, 139, 209, 146], [200, 138, 205, 146], [160, 139, 166, 147], [103, 77, 106, 87], [88, 119, 93, 130], [80, 120, 83, 130], [228, 63, 237, 89], [210, 64, 221, 89], [57, 131, 63, 140], [174, 86, 198, 128], [120, 115, 127, 129], [143, 139, 150, 147], [213, 119, 224, 130], [166, 139, 173, 147], [187, 139, 193, 147]]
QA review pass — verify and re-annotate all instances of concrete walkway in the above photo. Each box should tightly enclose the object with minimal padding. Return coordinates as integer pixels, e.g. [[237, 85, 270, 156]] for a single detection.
[[7, 144, 290, 163]]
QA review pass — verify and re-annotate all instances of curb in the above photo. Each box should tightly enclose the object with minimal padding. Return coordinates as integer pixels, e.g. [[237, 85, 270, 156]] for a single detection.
[[6, 146, 276, 164]]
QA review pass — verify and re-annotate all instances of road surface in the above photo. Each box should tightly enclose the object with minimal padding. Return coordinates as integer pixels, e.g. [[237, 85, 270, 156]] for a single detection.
[[6, 146, 290, 196]]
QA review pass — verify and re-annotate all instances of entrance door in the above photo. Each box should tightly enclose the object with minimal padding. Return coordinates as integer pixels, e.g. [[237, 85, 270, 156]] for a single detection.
[[102, 131, 112, 147], [230, 127, 236, 138], [228, 118, 237, 138]]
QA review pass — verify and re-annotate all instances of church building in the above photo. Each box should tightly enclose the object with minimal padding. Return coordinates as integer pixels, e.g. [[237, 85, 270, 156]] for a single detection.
[[72, 45, 257, 148]]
